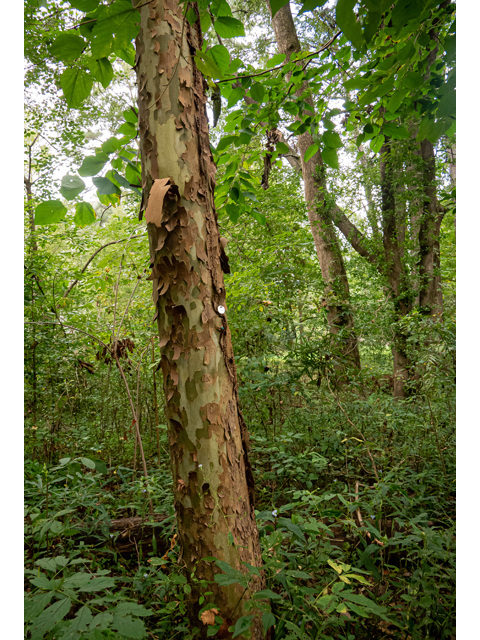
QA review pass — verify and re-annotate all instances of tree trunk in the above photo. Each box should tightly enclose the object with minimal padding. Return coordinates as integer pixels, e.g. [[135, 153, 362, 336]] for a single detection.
[[267, 1, 361, 371], [135, 1, 264, 636], [418, 139, 443, 318], [380, 140, 413, 398]]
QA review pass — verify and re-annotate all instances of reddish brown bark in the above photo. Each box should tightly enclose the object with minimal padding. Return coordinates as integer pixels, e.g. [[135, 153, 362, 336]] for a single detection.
[[135, 1, 264, 636]]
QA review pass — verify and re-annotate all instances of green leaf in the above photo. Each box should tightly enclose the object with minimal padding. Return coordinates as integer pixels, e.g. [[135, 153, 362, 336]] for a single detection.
[[210, 0, 233, 17], [50, 33, 86, 61], [267, 53, 286, 68], [63, 573, 92, 590], [88, 57, 114, 88], [69, 0, 99, 10], [382, 122, 410, 140], [321, 146, 339, 169], [36, 558, 57, 572], [370, 134, 385, 153], [92, 177, 121, 196], [25, 592, 54, 623], [113, 603, 152, 618], [117, 122, 137, 137], [78, 153, 109, 177], [436, 89, 456, 119], [92, 1, 139, 55], [341, 591, 387, 614], [80, 457, 96, 469], [299, 0, 328, 15], [225, 203, 241, 222], [209, 44, 230, 72], [214, 16, 245, 39], [217, 135, 239, 152], [249, 210, 266, 224], [303, 143, 319, 163], [35, 200, 67, 225], [270, 0, 289, 19], [60, 69, 94, 109], [323, 131, 342, 148], [79, 576, 116, 592], [74, 202, 96, 227], [232, 615, 254, 638], [278, 517, 305, 541], [227, 86, 245, 108], [112, 614, 147, 639], [195, 51, 223, 80], [249, 82, 265, 103], [392, 0, 424, 33], [101, 137, 121, 154], [60, 174, 86, 200], [386, 87, 409, 114], [199, 10, 212, 33], [115, 42, 136, 66], [276, 141, 290, 154], [336, 0, 364, 50], [262, 611, 275, 632], [63, 606, 94, 635], [30, 597, 71, 640], [254, 589, 282, 600]]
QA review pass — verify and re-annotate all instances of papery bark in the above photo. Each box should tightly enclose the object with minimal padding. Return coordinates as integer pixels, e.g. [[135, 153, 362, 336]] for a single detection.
[[135, 1, 263, 635]]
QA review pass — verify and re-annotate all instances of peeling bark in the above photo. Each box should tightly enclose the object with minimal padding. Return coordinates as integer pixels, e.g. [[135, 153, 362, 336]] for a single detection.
[[267, 0, 361, 371], [135, 1, 263, 636]]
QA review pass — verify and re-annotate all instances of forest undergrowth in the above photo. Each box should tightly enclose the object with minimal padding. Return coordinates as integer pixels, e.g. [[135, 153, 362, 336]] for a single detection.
[[25, 354, 455, 640]]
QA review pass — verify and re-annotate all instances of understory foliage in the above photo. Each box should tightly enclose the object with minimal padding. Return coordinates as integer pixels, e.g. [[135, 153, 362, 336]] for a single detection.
[[25, 0, 455, 639]]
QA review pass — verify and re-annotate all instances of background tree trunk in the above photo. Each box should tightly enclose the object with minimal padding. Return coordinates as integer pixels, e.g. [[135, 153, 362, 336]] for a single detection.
[[135, 1, 264, 636], [267, 0, 361, 371]]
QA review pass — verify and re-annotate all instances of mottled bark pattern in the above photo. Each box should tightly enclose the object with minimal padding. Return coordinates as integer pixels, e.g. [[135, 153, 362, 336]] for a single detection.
[[268, 1, 361, 370], [135, 1, 263, 635]]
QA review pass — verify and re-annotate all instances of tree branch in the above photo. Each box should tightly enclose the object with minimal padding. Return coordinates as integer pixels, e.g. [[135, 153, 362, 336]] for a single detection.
[[63, 239, 127, 299]]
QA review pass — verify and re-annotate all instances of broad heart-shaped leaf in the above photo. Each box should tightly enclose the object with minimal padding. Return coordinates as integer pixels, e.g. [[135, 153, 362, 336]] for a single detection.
[[226, 87, 245, 109], [112, 614, 147, 639], [209, 44, 230, 72], [270, 0, 289, 18], [225, 203, 241, 223], [60, 174, 86, 201], [78, 153, 109, 177], [303, 143, 319, 163], [74, 202, 96, 227], [93, 177, 121, 196], [88, 57, 114, 89], [91, 1, 139, 55], [249, 82, 265, 103], [392, 0, 425, 33], [323, 131, 342, 149], [214, 16, 245, 39], [276, 141, 290, 154], [262, 611, 275, 632], [321, 145, 339, 169], [232, 615, 254, 639], [115, 42, 136, 67], [210, 0, 233, 17], [60, 69, 94, 109], [30, 597, 71, 640], [50, 33, 86, 61], [69, 0, 99, 10], [195, 52, 223, 80], [35, 200, 67, 225], [336, 0, 365, 50], [299, 0, 328, 15]]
